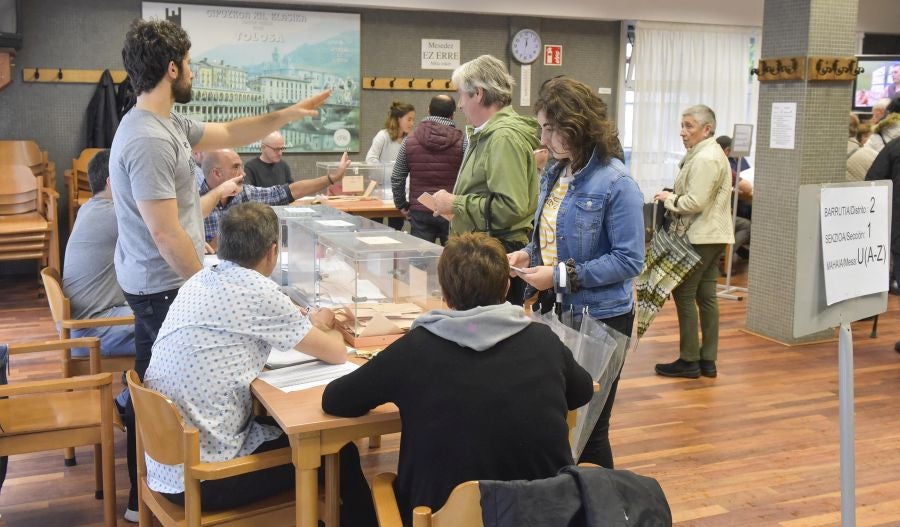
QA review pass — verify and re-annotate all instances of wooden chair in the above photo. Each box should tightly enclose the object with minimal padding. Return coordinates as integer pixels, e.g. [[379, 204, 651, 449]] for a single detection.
[[0, 337, 117, 527], [372, 409, 585, 527], [64, 148, 103, 227], [41, 266, 134, 465], [40, 266, 134, 378], [373, 473, 480, 527], [372, 462, 604, 527], [0, 140, 56, 189], [126, 370, 297, 527], [0, 164, 60, 276]]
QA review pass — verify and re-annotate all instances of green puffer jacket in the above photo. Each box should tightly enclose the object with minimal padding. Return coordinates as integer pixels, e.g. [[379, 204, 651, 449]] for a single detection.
[[451, 106, 540, 245]]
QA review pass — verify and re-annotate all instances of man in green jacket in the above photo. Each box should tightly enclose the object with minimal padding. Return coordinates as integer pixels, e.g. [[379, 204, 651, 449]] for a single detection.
[[431, 55, 540, 303]]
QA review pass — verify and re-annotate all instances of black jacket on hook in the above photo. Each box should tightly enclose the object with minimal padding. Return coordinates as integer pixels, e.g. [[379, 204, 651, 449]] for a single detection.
[[86, 69, 119, 148]]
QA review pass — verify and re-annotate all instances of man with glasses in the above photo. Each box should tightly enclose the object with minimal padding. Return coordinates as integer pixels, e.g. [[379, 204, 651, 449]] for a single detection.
[[199, 149, 350, 247], [244, 131, 294, 187]]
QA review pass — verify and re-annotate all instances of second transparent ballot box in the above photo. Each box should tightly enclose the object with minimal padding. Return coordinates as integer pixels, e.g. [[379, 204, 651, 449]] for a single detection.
[[284, 215, 393, 305], [316, 161, 394, 201], [270, 205, 346, 286], [303, 231, 444, 346]]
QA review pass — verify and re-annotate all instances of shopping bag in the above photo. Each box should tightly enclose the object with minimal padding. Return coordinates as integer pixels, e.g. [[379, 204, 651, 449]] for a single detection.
[[531, 309, 629, 460], [568, 315, 629, 460]]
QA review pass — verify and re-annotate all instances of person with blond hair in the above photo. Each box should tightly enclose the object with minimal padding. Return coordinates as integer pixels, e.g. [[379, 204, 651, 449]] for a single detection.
[[431, 55, 541, 304]]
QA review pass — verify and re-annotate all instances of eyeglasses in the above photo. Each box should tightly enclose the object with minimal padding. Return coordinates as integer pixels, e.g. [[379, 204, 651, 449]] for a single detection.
[[263, 144, 287, 153]]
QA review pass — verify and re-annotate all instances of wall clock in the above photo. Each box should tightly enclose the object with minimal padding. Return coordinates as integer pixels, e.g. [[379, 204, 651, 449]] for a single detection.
[[511, 28, 541, 65]]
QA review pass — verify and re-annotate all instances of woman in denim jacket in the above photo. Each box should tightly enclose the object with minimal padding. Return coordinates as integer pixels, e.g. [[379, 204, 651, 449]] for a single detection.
[[508, 77, 644, 468]]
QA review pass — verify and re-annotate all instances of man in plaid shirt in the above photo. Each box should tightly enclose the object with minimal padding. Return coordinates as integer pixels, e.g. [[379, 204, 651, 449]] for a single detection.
[[198, 149, 349, 247]]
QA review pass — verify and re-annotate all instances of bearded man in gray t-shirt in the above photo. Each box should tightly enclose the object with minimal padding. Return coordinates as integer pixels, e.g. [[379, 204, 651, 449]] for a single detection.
[[110, 19, 335, 522]]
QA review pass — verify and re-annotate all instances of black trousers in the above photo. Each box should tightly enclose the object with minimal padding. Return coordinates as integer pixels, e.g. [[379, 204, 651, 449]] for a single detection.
[[577, 309, 634, 469], [409, 210, 449, 245], [122, 288, 180, 507]]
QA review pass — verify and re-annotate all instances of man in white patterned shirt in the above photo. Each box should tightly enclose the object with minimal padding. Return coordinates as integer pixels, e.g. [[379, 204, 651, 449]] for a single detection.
[[142, 202, 376, 524]]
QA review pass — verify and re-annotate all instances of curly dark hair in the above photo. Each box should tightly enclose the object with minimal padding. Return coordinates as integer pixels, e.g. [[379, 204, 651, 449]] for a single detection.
[[122, 19, 191, 96], [534, 76, 623, 171]]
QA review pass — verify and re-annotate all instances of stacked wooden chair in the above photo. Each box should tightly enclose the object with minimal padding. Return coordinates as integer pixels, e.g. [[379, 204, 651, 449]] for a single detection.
[[64, 148, 104, 226], [0, 140, 56, 189], [0, 163, 60, 276]]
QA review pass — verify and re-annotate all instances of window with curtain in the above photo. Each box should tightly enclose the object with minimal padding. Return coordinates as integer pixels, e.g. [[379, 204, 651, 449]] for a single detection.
[[630, 21, 759, 201]]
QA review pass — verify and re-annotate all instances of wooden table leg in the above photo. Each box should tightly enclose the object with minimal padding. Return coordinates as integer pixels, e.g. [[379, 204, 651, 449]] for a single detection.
[[324, 453, 341, 527], [292, 432, 323, 527]]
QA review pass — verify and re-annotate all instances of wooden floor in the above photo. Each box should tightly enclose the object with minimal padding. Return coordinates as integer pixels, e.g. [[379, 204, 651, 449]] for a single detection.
[[0, 269, 899, 526]]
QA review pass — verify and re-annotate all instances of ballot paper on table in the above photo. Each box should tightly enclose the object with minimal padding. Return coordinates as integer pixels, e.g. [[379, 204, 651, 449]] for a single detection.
[[257, 361, 359, 393], [265, 347, 319, 369], [266, 346, 358, 369]]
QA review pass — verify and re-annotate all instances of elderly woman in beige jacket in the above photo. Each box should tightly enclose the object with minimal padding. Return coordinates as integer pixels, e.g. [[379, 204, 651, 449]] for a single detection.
[[653, 105, 734, 379]]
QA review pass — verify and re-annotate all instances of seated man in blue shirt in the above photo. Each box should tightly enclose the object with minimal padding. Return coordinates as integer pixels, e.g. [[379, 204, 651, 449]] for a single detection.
[[198, 148, 350, 247], [63, 149, 136, 358], [143, 202, 376, 524]]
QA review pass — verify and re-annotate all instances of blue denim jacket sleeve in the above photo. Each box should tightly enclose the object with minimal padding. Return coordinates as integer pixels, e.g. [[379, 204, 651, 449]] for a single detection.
[[574, 174, 645, 289]]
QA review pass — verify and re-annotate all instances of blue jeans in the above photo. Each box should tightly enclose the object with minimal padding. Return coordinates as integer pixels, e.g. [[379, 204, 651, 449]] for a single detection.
[[70, 305, 136, 358]]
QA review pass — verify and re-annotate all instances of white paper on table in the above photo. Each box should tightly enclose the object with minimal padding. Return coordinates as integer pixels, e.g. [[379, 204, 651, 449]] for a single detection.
[[257, 361, 359, 393], [357, 236, 402, 245], [315, 219, 355, 227], [266, 346, 356, 369], [266, 347, 319, 369], [283, 207, 316, 213]]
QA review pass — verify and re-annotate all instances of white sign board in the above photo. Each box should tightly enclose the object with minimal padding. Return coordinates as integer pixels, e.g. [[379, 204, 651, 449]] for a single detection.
[[731, 124, 754, 157], [421, 39, 460, 70], [519, 65, 531, 107], [770, 102, 796, 150], [820, 185, 890, 305]]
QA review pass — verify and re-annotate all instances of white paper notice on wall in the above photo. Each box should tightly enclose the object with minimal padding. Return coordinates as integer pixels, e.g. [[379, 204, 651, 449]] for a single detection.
[[770, 102, 796, 149], [820, 184, 890, 305], [421, 39, 461, 70], [520, 65, 531, 107]]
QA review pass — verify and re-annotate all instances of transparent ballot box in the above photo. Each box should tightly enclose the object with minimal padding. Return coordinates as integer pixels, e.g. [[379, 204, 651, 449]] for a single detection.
[[316, 161, 395, 201], [284, 214, 392, 304], [270, 205, 347, 286], [303, 230, 444, 347]]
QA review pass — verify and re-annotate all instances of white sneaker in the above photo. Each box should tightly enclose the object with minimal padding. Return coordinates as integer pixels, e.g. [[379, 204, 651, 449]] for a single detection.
[[124, 507, 139, 523]]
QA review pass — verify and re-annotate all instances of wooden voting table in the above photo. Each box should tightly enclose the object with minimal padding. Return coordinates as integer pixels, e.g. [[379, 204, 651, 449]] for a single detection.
[[293, 197, 405, 219], [250, 372, 400, 527]]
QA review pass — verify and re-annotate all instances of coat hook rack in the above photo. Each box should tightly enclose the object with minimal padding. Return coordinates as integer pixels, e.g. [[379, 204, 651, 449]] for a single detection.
[[363, 76, 456, 91], [23, 67, 128, 84]]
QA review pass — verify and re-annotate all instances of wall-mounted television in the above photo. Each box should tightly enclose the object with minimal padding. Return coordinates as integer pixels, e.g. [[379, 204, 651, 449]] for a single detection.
[[852, 55, 900, 111], [0, 0, 22, 50]]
